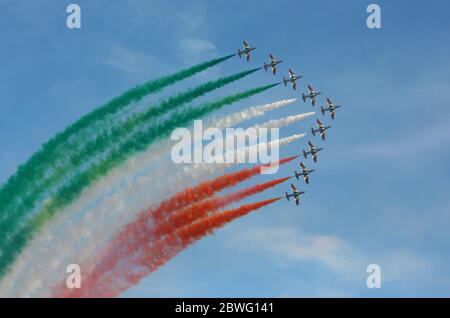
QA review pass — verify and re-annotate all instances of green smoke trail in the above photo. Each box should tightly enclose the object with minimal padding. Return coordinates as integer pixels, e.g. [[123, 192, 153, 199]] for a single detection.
[[0, 54, 234, 217], [0, 69, 259, 246], [0, 83, 278, 278]]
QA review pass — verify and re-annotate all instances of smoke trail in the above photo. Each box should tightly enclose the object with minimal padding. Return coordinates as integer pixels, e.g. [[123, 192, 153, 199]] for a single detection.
[[124, 99, 299, 177], [0, 68, 260, 248], [209, 98, 297, 128], [0, 83, 278, 279], [75, 177, 290, 294], [219, 112, 315, 150], [0, 55, 234, 217], [0, 135, 302, 297], [155, 177, 290, 237], [59, 197, 281, 297], [151, 156, 293, 224], [253, 112, 315, 129], [198, 133, 305, 173], [112, 164, 294, 269]]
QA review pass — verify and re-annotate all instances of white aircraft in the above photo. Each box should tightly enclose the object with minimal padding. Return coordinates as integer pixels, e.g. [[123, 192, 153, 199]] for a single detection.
[[283, 68, 303, 90], [302, 141, 323, 163], [285, 183, 306, 206], [321, 98, 342, 119], [302, 84, 322, 106], [311, 119, 332, 141], [295, 162, 315, 184], [264, 53, 283, 75], [237, 40, 256, 61]]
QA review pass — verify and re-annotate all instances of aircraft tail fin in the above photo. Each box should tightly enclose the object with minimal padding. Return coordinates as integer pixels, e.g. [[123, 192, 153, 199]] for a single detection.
[[283, 78, 287, 86], [295, 171, 300, 180], [285, 192, 289, 201], [311, 127, 315, 137], [264, 63, 268, 71], [237, 49, 242, 58], [302, 94, 306, 102], [303, 149, 307, 159], [321, 106, 325, 116]]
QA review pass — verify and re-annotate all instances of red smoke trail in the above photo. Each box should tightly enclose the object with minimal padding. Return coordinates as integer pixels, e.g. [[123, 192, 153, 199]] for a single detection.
[[54, 156, 295, 298], [154, 177, 290, 237], [55, 156, 296, 294], [150, 155, 296, 224], [80, 197, 280, 297], [117, 155, 296, 248], [56, 177, 289, 297]]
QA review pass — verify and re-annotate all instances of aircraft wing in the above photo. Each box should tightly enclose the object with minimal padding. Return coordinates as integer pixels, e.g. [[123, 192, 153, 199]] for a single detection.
[[300, 162, 306, 170], [246, 52, 250, 61], [304, 175, 310, 184], [292, 81, 297, 90], [327, 98, 333, 107], [295, 197, 300, 206], [330, 111, 335, 120], [308, 141, 315, 150], [272, 66, 277, 75], [288, 68, 295, 78], [311, 96, 317, 107], [243, 40, 249, 49], [308, 84, 314, 94], [269, 53, 275, 62], [321, 131, 326, 141], [290, 183, 297, 192], [316, 119, 323, 128]]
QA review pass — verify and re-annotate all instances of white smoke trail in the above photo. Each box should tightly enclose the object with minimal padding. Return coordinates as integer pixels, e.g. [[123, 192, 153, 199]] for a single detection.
[[0, 102, 305, 297], [209, 98, 296, 128], [253, 112, 315, 129], [217, 112, 315, 152], [141, 98, 298, 163]]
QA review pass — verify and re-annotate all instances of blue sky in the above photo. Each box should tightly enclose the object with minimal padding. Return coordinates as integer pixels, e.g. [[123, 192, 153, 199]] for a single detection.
[[1, 0, 450, 297]]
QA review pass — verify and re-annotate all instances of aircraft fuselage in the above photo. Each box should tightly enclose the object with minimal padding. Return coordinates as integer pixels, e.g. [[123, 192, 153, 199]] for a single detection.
[[308, 92, 321, 99], [296, 169, 315, 177], [320, 126, 331, 133], [271, 60, 282, 67], [327, 105, 341, 112]]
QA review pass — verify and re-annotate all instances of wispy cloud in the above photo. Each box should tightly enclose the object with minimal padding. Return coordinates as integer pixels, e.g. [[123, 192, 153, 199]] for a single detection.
[[355, 118, 450, 160], [103, 46, 170, 75], [226, 227, 362, 276], [225, 227, 435, 286], [178, 38, 218, 64]]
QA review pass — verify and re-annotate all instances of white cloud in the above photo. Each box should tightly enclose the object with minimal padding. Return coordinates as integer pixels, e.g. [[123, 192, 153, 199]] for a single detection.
[[355, 118, 450, 160], [180, 38, 216, 54], [225, 227, 435, 285], [178, 38, 218, 64], [103, 46, 170, 75], [226, 227, 362, 277]]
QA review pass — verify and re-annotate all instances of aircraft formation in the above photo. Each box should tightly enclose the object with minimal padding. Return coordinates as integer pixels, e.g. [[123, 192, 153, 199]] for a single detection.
[[237, 40, 343, 206]]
